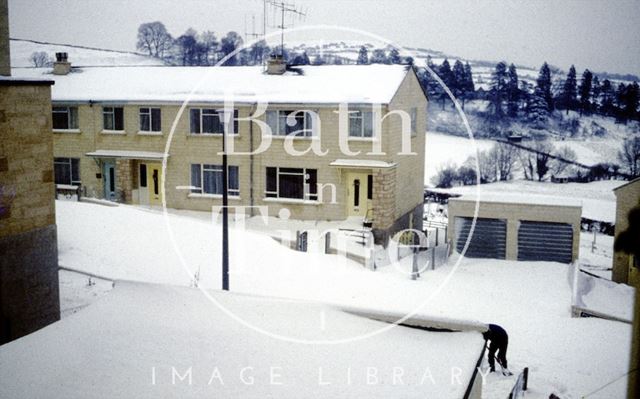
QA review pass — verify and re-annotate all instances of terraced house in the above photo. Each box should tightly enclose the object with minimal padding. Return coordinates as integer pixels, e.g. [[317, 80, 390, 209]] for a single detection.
[[14, 56, 427, 243]]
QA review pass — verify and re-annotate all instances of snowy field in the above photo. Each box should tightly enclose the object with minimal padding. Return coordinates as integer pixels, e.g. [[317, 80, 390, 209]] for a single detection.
[[9, 38, 164, 67], [53, 200, 634, 398]]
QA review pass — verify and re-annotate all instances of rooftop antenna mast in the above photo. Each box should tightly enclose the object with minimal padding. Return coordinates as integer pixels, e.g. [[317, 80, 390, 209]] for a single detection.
[[267, 1, 306, 58], [244, 14, 264, 64]]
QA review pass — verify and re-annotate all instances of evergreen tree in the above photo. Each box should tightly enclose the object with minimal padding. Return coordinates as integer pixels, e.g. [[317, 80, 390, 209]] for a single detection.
[[623, 82, 639, 121], [536, 62, 553, 111], [370, 49, 387, 64], [615, 83, 627, 121], [357, 46, 369, 65], [578, 69, 593, 116], [463, 62, 475, 93], [220, 31, 243, 66], [438, 59, 454, 89], [527, 87, 549, 128], [600, 79, 615, 115], [489, 61, 509, 118], [452, 60, 465, 96], [507, 63, 519, 117], [560, 65, 578, 114], [591, 76, 601, 112], [389, 48, 401, 64]]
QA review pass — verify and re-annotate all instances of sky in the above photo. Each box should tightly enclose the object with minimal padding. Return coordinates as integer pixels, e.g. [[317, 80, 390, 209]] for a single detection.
[[8, 0, 640, 76]]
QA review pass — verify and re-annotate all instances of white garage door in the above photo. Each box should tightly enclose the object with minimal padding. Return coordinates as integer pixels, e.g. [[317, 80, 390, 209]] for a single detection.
[[517, 221, 573, 263], [454, 217, 507, 259]]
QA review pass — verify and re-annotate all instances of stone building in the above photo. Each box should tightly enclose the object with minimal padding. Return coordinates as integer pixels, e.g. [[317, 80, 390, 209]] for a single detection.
[[14, 60, 428, 244], [0, 0, 60, 345], [447, 194, 582, 263]]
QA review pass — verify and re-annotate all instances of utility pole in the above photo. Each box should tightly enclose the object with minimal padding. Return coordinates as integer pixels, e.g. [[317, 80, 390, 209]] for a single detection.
[[221, 112, 229, 291]]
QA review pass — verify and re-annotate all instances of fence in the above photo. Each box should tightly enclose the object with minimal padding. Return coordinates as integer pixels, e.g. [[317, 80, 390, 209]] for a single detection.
[[508, 368, 529, 399]]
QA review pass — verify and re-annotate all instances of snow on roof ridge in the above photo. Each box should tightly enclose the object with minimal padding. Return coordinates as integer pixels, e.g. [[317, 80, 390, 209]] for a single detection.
[[11, 64, 410, 104]]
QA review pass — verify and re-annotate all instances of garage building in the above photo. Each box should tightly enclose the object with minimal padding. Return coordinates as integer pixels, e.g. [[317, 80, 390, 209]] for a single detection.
[[447, 194, 581, 263]]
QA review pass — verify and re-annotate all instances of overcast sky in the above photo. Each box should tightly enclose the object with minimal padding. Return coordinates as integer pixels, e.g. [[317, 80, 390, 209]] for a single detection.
[[8, 0, 640, 76]]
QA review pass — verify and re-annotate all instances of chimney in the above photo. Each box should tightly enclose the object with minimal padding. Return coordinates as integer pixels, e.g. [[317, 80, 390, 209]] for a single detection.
[[266, 54, 286, 75], [53, 52, 71, 75], [0, 0, 10, 76]]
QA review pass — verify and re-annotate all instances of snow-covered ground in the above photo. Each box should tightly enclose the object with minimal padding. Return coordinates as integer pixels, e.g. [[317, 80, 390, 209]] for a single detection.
[[52, 200, 633, 398], [9, 38, 165, 67], [425, 131, 494, 184]]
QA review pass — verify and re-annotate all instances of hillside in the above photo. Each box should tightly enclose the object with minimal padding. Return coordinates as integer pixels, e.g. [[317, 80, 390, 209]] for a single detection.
[[10, 38, 165, 67]]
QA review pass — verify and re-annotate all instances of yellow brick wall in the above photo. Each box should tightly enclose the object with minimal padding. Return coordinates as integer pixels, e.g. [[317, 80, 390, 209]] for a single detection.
[[612, 179, 640, 285], [0, 84, 55, 238]]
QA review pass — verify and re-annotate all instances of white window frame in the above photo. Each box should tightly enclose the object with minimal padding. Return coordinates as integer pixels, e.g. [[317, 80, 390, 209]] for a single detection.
[[265, 167, 318, 201], [139, 107, 162, 133], [54, 157, 81, 186], [190, 164, 240, 196], [348, 110, 374, 138], [190, 108, 238, 135], [266, 109, 315, 137], [102, 106, 124, 132], [52, 106, 79, 131]]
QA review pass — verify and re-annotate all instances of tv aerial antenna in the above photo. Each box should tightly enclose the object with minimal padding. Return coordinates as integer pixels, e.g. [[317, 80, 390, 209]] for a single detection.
[[267, 1, 306, 58]]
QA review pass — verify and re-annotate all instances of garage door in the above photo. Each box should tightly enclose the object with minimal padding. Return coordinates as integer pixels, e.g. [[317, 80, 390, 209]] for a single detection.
[[518, 221, 573, 263], [454, 217, 506, 259]]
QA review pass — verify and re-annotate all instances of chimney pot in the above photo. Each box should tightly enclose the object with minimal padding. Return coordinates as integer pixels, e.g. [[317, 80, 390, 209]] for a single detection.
[[53, 53, 71, 75]]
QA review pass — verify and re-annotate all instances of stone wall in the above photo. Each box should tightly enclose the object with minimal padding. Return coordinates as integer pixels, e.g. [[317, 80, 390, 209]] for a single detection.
[[0, 81, 60, 345], [116, 158, 134, 203], [612, 178, 640, 285], [0, 0, 9, 76]]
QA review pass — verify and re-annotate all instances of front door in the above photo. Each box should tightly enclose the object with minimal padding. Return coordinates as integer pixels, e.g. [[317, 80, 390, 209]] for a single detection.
[[103, 160, 116, 201], [148, 163, 161, 205], [138, 163, 162, 205], [346, 172, 372, 217]]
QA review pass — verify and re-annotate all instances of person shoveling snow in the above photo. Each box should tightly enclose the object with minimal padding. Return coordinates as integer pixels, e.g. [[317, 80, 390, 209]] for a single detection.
[[483, 323, 513, 376]]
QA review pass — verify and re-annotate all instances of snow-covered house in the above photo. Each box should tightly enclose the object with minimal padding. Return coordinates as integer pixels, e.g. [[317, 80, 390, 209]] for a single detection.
[[13, 59, 427, 243]]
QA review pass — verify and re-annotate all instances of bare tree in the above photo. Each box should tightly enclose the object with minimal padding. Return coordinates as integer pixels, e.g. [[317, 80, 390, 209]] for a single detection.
[[518, 141, 553, 181], [550, 145, 577, 176], [492, 142, 519, 181], [136, 21, 173, 58], [199, 31, 219, 65], [29, 51, 50, 67], [618, 136, 640, 177]]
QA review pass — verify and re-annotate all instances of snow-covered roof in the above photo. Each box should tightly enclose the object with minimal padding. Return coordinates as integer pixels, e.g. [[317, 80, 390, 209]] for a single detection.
[[451, 192, 583, 208], [0, 281, 484, 398], [85, 149, 168, 160], [329, 159, 397, 169], [11, 64, 411, 105]]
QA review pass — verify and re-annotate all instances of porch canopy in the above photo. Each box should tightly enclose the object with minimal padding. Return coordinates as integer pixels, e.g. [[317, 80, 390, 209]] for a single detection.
[[329, 159, 397, 169], [85, 149, 168, 161]]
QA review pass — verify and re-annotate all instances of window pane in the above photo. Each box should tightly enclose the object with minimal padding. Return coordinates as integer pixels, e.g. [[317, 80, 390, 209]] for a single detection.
[[203, 169, 223, 194], [140, 164, 147, 187], [114, 108, 124, 130], [307, 169, 317, 200], [228, 166, 239, 192], [349, 112, 362, 137], [103, 110, 114, 130], [266, 110, 278, 135], [266, 167, 277, 194], [278, 112, 288, 135], [140, 113, 150, 131], [190, 109, 201, 134], [279, 173, 304, 199], [363, 111, 374, 137], [52, 109, 68, 129], [367, 174, 373, 200], [71, 159, 80, 184], [284, 111, 305, 135], [233, 110, 239, 135], [190, 164, 201, 193], [151, 108, 161, 131], [202, 114, 216, 134], [304, 111, 314, 136], [280, 167, 303, 174], [54, 159, 71, 185], [69, 107, 78, 129]]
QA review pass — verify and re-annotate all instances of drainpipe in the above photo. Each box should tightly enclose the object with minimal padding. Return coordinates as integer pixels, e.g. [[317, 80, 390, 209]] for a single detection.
[[249, 103, 256, 217]]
